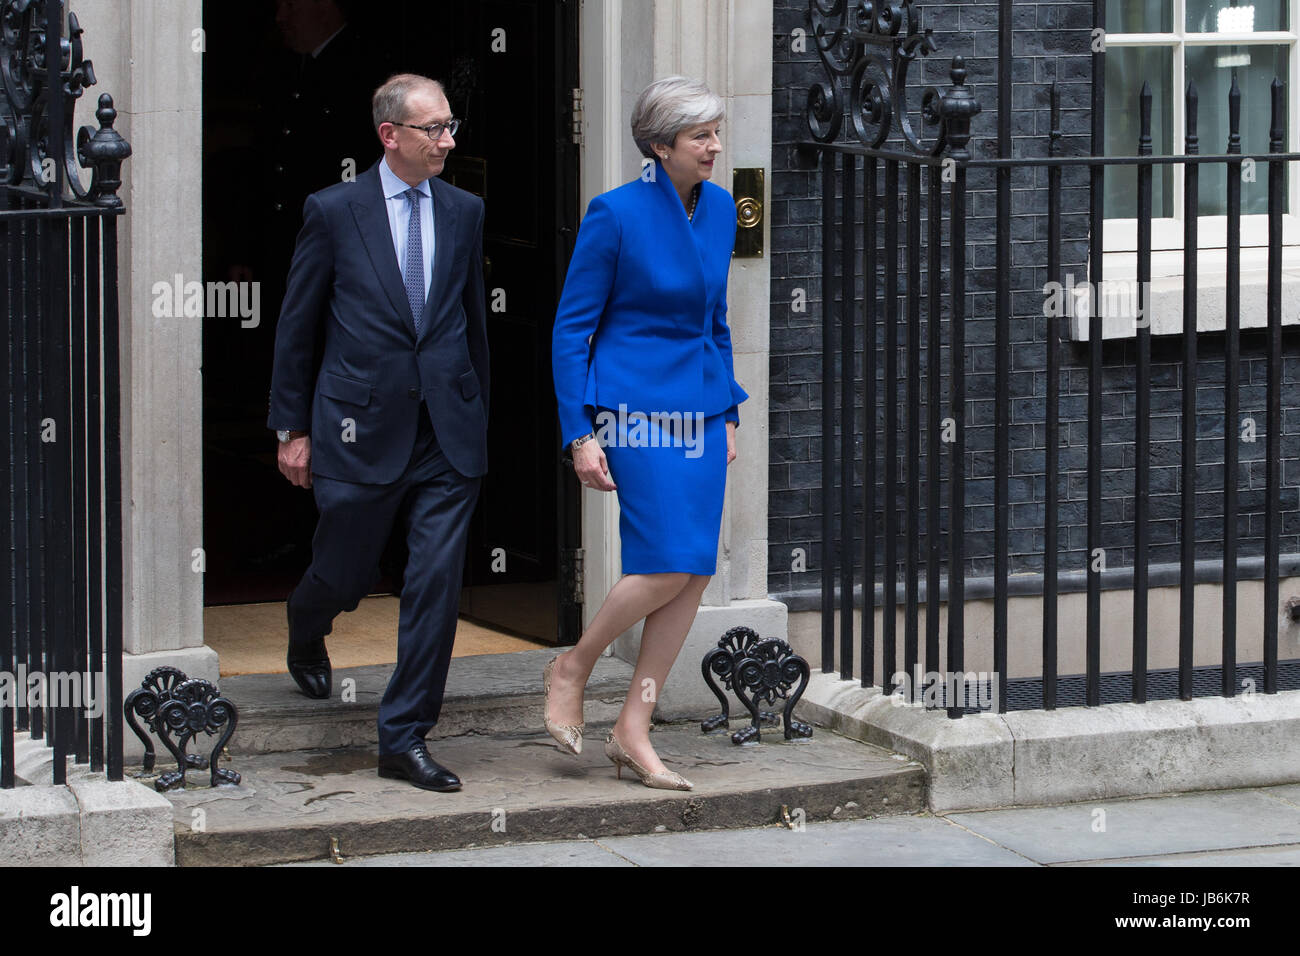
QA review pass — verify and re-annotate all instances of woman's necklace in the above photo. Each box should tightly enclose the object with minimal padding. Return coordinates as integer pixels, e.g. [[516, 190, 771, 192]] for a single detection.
[[687, 183, 700, 221]]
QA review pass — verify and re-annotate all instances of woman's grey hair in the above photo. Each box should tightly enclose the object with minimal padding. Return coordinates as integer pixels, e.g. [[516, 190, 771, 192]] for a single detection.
[[372, 74, 445, 132], [630, 76, 724, 160]]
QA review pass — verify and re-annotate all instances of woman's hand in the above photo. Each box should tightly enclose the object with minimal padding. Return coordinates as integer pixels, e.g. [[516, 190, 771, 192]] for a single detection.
[[726, 421, 737, 465], [574, 439, 617, 492]]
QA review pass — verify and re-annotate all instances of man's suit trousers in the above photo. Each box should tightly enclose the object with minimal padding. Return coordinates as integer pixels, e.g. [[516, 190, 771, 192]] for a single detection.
[[287, 408, 481, 755]]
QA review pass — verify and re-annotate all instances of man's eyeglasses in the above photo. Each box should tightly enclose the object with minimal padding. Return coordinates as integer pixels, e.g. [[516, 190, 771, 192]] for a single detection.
[[389, 119, 460, 141]]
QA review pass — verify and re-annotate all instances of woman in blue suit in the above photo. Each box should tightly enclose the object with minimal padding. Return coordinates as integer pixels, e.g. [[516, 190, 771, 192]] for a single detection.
[[544, 77, 748, 790]]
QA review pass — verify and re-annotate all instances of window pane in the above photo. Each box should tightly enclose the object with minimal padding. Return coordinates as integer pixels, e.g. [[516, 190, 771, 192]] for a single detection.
[[1186, 44, 1289, 214], [1106, 0, 1172, 33], [1105, 46, 1174, 217], [1186, 1, 1287, 33]]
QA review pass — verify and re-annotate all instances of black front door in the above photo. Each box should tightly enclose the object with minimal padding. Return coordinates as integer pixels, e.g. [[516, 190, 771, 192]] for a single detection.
[[200, 0, 582, 644], [434, 0, 582, 643]]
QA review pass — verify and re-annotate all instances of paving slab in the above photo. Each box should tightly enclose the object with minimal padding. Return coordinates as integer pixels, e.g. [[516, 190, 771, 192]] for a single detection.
[[282, 841, 632, 867], [275, 784, 1300, 868], [221, 649, 638, 755], [278, 816, 1034, 867], [595, 815, 1036, 867], [946, 788, 1300, 864], [1065, 844, 1300, 866], [1261, 784, 1300, 808], [165, 724, 925, 865]]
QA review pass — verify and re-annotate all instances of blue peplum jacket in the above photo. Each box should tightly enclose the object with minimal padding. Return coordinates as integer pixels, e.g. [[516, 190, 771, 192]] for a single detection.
[[551, 156, 749, 451]]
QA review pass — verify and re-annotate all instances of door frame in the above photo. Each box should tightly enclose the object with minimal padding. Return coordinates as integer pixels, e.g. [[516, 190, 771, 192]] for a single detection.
[[575, 0, 644, 627]]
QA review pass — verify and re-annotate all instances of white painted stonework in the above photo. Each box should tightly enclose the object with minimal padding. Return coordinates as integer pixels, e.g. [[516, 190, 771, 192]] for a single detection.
[[580, 0, 785, 690], [70, 1, 214, 673], [581, 0, 777, 606]]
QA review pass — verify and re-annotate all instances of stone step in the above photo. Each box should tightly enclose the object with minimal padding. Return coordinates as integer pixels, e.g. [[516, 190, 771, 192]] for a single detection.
[[164, 723, 925, 865], [221, 648, 636, 755]]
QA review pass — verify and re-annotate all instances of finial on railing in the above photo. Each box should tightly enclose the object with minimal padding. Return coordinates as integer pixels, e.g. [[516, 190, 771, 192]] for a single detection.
[[1227, 71, 1241, 154], [77, 93, 132, 208], [950, 55, 967, 88], [1271, 77, 1285, 152], [1138, 81, 1152, 155], [1048, 82, 1061, 157], [940, 55, 981, 162]]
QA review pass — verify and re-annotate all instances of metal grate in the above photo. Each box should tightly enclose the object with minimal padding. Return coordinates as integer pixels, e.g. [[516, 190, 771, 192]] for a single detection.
[[914, 660, 1300, 714], [1002, 659, 1300, 712]]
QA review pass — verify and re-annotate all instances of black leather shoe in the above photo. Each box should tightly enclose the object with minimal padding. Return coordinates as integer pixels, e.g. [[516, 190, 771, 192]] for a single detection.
[[286, 601, 331, 700], [377, 742, 462, 792]]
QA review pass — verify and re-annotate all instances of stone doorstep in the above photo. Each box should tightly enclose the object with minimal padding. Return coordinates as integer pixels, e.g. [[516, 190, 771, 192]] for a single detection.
[[212, 601, 792, 754], [221, 647, 637, 755], [164, 722, 926, 866], [797, 672, 1300, 812]]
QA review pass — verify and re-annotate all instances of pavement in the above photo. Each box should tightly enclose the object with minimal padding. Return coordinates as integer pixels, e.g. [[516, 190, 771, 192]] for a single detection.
[[280, 783, 1300, 866]]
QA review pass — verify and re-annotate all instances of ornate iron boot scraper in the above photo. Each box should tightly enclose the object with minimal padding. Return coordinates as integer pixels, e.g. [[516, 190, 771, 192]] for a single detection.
[[701, 626, 814, 744]]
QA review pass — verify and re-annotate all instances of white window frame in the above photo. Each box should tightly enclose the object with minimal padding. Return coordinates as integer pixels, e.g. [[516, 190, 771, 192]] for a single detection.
[[1079, 0, 1300, 339], [1105, 0, 1300, 251]]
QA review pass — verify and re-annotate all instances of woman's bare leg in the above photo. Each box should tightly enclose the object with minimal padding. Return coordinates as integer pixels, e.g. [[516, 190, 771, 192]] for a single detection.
[[610, 573, 711, 774], [546, 572, 691, 727]]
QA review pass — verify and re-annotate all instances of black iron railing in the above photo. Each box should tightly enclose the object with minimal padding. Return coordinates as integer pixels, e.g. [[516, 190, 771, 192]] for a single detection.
[[1, 0, 130, 787], [801, 0, 1297, 715]]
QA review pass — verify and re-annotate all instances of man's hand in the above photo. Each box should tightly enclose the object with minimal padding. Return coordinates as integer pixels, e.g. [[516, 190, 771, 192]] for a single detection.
[[278, 435, 312, 488], [726, 421, 737, 465], [573, 439, 616, 492]]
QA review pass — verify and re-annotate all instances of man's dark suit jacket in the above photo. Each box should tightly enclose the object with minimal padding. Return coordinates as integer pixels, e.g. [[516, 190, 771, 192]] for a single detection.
[[267, 160, 489, 482]]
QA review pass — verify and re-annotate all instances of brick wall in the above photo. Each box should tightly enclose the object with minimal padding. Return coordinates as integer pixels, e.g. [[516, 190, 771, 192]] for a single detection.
[[767, 0, 1300, 601]]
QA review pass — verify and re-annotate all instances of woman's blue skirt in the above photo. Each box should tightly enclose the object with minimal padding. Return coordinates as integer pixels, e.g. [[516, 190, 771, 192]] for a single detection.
[[597, 407, 727, 575]]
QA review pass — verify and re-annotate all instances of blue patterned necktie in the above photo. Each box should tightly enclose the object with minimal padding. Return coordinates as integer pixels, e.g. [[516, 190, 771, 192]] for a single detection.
[[403, 187, 424, 335]]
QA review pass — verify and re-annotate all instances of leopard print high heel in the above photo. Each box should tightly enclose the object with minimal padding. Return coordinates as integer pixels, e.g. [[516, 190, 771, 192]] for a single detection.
[[542, 655, 583, 754]]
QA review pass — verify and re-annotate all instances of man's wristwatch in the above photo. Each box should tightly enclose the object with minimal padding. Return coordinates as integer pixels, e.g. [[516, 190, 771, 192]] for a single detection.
[[570, 433, 596, 451], [276, 429, 307, 443]]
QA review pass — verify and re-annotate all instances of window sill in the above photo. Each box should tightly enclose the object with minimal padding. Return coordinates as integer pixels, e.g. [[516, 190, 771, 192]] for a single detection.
[[1069, 244, 1300, 340]]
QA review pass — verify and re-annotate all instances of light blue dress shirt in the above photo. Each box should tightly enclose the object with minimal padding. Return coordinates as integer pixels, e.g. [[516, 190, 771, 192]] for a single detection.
[[378, 156, 434, 310]]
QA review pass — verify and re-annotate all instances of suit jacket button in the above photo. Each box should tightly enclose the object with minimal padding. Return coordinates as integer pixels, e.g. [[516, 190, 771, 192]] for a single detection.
[[408, 386, 420, 399]]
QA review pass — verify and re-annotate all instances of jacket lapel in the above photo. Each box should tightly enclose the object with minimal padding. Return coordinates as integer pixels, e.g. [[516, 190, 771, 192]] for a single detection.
[[419, 176, 461, 344], [649, 158, 707, 322], [349, 163, 417, 339]]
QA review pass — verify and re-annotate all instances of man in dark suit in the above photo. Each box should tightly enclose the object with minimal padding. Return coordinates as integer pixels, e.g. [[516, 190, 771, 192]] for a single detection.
[[267, 74, 488, 792]]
